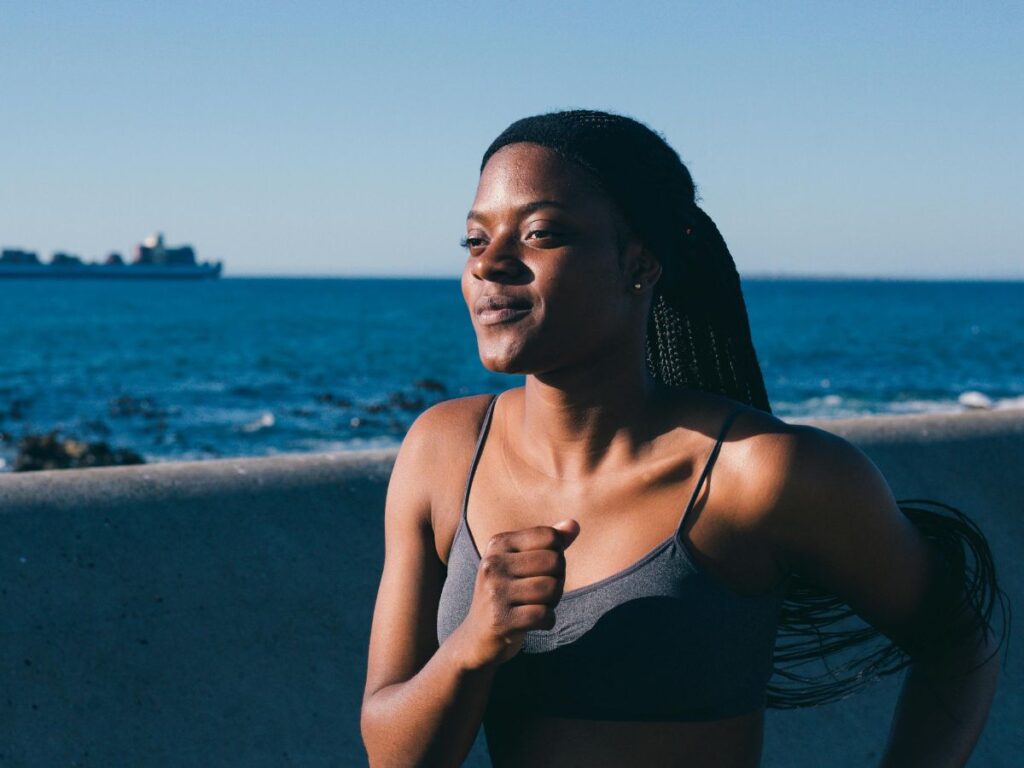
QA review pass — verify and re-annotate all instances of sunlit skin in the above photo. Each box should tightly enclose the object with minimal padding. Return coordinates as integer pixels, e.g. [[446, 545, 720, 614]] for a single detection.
[[361, 143, 999, 768], [460, 142, 655, 383]]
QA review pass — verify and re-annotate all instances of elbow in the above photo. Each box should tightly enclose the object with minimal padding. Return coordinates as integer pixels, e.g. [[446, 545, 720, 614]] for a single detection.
[[907, 621, 1002, 687], [361, 689, 424, 768], [361, 691, 462, 768], [360, 693, 388, 767]]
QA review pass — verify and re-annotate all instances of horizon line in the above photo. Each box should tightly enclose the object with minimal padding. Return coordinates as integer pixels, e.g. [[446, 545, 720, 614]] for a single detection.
[[218, 272, 1024, 282]]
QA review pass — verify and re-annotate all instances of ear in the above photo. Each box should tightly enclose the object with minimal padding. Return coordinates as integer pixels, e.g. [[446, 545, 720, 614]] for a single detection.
[[621, 238, 662, 291]]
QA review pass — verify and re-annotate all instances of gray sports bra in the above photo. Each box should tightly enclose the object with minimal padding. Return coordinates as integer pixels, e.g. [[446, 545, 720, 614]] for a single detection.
[[437, 393, 783, 722]]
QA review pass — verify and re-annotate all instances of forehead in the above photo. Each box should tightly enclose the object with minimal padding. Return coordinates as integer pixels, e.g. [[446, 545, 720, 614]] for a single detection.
[[470, 143, 609, 219]]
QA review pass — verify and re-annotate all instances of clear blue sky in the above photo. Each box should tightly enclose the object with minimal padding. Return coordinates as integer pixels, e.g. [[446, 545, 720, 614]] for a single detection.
[[1, 1, 1020, 278]]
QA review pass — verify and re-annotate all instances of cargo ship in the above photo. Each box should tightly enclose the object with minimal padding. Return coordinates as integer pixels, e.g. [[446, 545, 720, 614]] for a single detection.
[[0, 233, 222, 279]]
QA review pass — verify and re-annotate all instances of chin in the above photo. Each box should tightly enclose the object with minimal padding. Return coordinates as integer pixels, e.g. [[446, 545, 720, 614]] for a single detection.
[[479, 352, 529, 375], [477, 339, 534, 375], [478, 341, 569, 377]]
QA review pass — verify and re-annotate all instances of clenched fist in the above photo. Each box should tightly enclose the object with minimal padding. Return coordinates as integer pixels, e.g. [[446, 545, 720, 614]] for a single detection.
[[454, 518, 580, 669]]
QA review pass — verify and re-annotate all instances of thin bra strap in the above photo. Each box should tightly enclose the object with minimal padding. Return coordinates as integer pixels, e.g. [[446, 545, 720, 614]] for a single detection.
[[460, 393, 500, 523], [675, 405, 745, 538]]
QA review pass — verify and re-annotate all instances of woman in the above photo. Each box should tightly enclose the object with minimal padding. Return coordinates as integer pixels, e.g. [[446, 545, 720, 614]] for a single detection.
[[361, 110, 1005, 767]]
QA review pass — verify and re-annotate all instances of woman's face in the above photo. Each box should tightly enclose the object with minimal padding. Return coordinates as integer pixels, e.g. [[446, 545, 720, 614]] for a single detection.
[[461, 142, 644, 375]]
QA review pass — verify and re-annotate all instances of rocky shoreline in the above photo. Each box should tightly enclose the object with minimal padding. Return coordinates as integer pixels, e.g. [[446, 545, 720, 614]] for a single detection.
[[4, 376, 1020, 473], [0, 377, 453, 472], [11, 433, 146, 472]]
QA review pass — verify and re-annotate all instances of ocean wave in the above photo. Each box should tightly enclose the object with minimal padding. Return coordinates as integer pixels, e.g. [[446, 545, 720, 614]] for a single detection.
[[775, 391, 1024, 420], [239, 411, 276, 433], [991, 394, 1024, 410]]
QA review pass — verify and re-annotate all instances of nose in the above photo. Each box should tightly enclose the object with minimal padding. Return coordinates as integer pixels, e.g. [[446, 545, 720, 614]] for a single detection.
[[469, 231, 526, 283]]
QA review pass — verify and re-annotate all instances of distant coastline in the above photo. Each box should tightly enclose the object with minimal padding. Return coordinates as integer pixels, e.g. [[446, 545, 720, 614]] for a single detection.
[[209, 273, 1024, 282], [0, 232, 222, 280]]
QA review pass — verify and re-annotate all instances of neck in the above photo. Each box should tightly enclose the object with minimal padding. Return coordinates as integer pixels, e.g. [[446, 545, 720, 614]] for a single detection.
[[515, 341, 670, 480]]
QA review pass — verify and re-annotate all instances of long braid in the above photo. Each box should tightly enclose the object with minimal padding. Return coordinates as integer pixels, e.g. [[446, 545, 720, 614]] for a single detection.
[[480, 108, 1008, 709], [648, 204, 771, 412]]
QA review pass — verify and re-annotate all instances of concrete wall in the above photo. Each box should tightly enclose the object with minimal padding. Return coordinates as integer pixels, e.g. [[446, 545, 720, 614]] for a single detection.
[[1, 409, 1020, 767]]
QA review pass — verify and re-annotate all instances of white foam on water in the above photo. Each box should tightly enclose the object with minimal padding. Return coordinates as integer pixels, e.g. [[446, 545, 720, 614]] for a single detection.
[[994, 394, 1024, 410], [892, 400, 964, 414], [783, 392, 1024, 420], [958, 390, 994, 409], [291, 435, 400, 452], [240, 412, 276, 433]]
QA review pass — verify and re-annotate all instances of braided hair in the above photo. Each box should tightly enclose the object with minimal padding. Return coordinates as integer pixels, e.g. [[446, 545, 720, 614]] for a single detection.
[[481, 110, 770, 408], [481, 109, 1008, 708]]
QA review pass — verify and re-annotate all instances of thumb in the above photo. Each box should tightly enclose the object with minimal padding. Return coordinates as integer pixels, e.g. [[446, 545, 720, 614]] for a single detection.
[[551, 518, 580, 548]]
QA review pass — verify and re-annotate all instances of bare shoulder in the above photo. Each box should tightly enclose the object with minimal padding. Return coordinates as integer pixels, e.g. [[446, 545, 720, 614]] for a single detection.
[[403, 392, 498, 471], [725, 406, 921, 582], [676, 392, 803, 492], [695, 397, 804, 522], [394, 392, 500, 561], [684, 394, 880, 522], [721, 403, 888, 513], [738, 413, 890, 514], [404, 392, 495, 447]]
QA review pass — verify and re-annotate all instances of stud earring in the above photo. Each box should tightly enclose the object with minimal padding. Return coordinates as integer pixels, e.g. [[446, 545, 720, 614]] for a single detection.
[[633, 282, 643, 290]]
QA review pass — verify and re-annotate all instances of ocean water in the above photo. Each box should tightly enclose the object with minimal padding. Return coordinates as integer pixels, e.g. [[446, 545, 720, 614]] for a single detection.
[[1, 277, 1021, 471]]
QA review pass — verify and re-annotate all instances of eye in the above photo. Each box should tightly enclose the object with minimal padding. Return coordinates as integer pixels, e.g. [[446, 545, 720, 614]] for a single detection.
[[523, 220, 564, 245], [460, 235, 488, 252], [523, 226, 567, 248], [525, 229, 553, 240]]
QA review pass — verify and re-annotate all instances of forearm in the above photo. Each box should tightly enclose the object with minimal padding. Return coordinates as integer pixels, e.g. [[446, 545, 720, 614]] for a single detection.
[[362, 626, 498, 768], [881, 638, 1000, 768]]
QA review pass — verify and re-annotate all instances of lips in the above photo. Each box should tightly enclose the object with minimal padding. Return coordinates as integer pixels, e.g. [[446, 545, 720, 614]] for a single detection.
[[475, 294, 533, 326]]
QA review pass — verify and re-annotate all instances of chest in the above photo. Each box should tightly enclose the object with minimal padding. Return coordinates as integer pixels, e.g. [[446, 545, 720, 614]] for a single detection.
[[447, 441, 778, 595]]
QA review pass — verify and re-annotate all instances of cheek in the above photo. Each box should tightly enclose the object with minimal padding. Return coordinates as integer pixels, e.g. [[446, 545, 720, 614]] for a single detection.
[[460, 265, 475, 312], [540, 257, 623, 326]]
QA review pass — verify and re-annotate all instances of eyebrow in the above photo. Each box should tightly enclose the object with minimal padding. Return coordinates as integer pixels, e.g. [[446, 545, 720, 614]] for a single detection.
[[466, 199, 569, 222]]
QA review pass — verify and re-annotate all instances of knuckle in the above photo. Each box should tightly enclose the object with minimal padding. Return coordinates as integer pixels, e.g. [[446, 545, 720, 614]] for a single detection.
[[541, 550, 563, 573], [485, 532, 508, 554], [529, 576, 553, 600], [540, 528, 559, 547], [512, 605, 536, 628], [479, 555, 502, 578], [521, 604, 555, 629]]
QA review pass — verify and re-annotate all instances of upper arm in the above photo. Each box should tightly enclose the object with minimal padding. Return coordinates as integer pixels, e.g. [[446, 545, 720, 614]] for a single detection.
[[362, 397, 483, 702], [762, 426, 934, 637]]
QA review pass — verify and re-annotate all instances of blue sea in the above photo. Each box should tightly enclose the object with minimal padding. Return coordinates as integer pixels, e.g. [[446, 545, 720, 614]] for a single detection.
[[1, 277, 1022, 472]]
